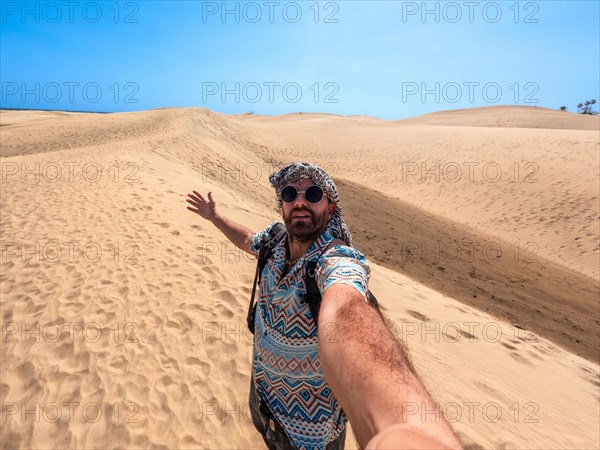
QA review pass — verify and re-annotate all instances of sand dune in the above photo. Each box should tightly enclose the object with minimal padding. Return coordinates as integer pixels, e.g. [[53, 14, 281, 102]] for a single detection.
[[396, 105, 599, 130], [1, 107, 598, 449], [231, 106, 600, 280]]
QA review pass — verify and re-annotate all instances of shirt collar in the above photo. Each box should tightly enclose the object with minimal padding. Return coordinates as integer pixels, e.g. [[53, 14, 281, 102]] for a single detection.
[[305, 228, 335, 262]]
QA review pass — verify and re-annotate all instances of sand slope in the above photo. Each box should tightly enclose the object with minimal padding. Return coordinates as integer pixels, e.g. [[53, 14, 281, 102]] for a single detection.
[[1, 107, 598, 449], [231, 107, 600, 280]]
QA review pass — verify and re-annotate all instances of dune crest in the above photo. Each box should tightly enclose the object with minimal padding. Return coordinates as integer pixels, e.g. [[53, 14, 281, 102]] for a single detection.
[[397, 105, 600, 130]]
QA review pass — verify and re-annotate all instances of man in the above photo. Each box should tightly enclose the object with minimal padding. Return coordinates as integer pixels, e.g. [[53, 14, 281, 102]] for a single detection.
[[187, 162, 462, 450]]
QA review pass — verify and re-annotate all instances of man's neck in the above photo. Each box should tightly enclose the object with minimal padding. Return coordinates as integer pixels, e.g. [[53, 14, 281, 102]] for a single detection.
[[287, 239, 312, 262], [287, 227, 327, 261]]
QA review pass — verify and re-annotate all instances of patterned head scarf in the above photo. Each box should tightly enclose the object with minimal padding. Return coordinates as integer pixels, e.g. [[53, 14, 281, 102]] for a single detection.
[[268, 162, 353, 246]]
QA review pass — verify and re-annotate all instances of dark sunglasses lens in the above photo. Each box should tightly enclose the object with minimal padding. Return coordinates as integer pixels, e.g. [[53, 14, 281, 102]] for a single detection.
[[305, 186, 323, 203], [281, 186, 297, 203]]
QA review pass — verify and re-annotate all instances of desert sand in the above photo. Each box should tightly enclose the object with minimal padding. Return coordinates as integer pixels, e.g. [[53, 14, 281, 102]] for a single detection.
[[0, 106, 598, 449]]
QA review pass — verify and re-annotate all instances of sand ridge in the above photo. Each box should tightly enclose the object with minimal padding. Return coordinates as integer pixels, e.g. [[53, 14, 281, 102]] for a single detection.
[[396, 105, 600, 130]]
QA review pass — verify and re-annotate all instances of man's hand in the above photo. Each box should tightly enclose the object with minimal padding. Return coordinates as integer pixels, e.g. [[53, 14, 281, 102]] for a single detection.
[[187, 189, 255, 256], [187, 190, 216, 222], [318, 283, 463, 450]]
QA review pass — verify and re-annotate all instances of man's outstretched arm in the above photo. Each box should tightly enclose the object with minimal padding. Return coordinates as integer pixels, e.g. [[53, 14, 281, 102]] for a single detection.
[[187, 190, 255, 256], [318, 284, 463, 450]]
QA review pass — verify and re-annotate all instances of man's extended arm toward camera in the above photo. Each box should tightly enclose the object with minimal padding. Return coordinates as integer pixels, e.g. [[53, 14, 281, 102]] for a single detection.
[[187, 190, 255, 256], [318, 284, 463, 450]]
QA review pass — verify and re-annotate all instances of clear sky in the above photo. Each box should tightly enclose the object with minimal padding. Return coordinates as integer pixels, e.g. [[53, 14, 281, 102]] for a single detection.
[[1, 0, 598, 119]]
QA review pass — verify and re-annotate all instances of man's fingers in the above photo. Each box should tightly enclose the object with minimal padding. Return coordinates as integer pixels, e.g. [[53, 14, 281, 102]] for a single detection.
[[188, 190, 214, 206], [187, 194, 199, 203], [186, 198, 200, 207], [187, 192, 207, 204], [186, 206, 199, 213]]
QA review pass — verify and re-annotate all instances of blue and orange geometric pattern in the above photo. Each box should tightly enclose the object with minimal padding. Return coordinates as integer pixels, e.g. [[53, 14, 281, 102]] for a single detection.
[[250, 222, 371, 450]]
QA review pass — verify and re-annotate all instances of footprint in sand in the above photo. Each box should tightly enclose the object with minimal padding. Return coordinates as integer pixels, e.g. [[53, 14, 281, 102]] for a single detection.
[[473, 380, 511, 404], [213, 289, 238, 303], [214, 303, 235, 319], [406, 310, 431, 322], [109, 355, 129, 371], [578, 366, 600, 388], [172, 311, 194, 328], [164, 320, 179, 329], [185, 357, 211, 376], [194, 256, 214, 266], [181, 435, 202, 447], [508, 351, 534, 366], [501, 342, 518, 351], [526, 350, 543, 360], [49, 342, 76, 361]]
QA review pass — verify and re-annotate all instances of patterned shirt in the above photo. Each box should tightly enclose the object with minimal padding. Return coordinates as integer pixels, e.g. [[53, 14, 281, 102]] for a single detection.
[[250, 222, 371, 450]]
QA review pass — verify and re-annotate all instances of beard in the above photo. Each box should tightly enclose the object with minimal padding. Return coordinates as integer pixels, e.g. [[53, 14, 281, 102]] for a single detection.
[[283, 209, 328, 243]]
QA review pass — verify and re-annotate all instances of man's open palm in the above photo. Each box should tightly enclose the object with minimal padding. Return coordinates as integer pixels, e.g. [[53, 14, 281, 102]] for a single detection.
[[187, 190, 216, 221]]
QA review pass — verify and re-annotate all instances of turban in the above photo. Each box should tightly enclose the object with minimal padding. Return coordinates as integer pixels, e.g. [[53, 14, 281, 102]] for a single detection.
[[268, 162, 353, 246]]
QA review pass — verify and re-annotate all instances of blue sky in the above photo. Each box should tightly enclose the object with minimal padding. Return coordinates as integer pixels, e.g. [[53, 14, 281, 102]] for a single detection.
[[1, 0, 598, 119]]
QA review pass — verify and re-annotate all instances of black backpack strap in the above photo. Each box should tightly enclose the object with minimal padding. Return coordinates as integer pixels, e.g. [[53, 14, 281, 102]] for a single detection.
[[304, 239, 380, 329], [247, 223, 287, 334], [304, 238, 346, 328]]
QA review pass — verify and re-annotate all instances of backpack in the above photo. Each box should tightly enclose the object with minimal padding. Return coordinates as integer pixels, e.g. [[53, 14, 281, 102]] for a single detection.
[[246, 222, 380, 335]]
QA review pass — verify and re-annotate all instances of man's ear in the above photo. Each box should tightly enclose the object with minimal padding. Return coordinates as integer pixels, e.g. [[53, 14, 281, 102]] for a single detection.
[[329, 203, 336, 216]]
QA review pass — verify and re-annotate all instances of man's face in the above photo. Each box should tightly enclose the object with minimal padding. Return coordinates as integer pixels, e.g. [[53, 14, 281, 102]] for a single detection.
[[280, 178, 336, 243]]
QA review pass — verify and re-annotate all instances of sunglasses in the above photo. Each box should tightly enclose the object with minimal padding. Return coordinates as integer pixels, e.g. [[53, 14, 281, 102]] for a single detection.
[[280, 185, 324, 204]]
